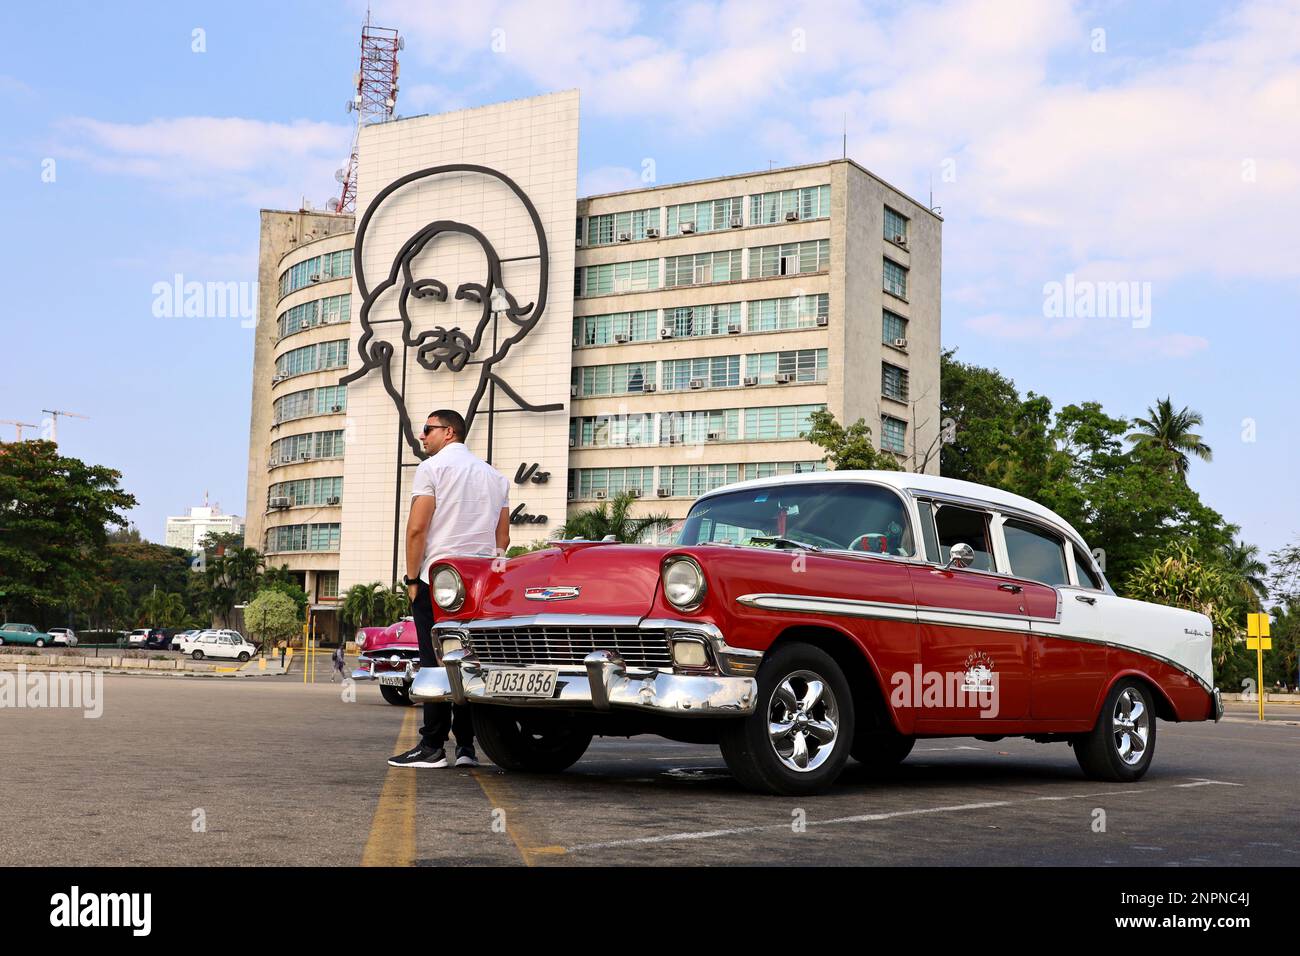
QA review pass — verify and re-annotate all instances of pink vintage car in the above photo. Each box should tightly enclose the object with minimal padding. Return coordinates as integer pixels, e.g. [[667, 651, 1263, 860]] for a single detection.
[[353, 617, 420, 706]]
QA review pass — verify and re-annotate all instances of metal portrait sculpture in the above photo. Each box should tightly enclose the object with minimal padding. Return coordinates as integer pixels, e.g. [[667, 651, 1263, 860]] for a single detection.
[[340, 163, 563, 460]]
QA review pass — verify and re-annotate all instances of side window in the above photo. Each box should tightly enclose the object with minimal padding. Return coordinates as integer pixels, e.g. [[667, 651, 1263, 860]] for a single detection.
[[933, 505, 995, 571], [1003, 519, 1069, 586], [916, 500, 940, 563], [1073, 546, 1102, 590]]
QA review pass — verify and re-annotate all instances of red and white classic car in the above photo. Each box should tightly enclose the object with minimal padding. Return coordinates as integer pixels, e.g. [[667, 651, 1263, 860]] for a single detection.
[[409, 471, 1222, 796], [352, 618, 421, 706]]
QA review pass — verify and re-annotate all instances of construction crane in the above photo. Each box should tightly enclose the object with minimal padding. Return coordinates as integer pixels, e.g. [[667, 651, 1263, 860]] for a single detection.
[[41, 409, 89, 444], [332, 14, 402, 214], [0, 420, 40, 441]]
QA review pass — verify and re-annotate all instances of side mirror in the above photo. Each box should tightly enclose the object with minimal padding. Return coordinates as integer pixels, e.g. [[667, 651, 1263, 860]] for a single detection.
[[945, 542, 976, 569]]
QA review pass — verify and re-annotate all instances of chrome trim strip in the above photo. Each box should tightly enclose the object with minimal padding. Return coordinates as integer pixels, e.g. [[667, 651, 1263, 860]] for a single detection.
[[737, 593, 917, 623], [433, 613, 644, 631], [1030, 629, 1216, 697]]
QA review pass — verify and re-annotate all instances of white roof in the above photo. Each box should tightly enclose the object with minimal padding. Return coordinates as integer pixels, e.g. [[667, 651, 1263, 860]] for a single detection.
[[699, 470, 1088, 548]]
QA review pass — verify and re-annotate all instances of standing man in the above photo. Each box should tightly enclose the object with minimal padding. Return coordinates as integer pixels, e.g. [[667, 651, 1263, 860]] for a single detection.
[[388, 409, 509, 769]]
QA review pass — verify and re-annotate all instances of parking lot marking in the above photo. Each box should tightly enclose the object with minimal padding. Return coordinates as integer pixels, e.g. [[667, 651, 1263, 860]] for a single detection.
[[361, 708, 419, 867], [563, 779, 1241, 853], [469, 769, 568, 865]]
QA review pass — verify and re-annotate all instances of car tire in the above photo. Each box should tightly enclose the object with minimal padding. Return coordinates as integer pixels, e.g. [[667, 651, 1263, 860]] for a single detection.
[[1074, 678, 1157, 782], [850, 728, 915, 769], [237, 652, 250, 662], [192, 650, 204, 660], [34, 639, 45, 648], [471, 706, 593, 773], [719, 642, 855, 796], [379, 683, 413, 706]]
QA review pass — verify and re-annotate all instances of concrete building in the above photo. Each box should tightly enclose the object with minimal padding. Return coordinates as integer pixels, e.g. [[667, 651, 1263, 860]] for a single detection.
[[246, 89, 941, 602], [164, 504, 244, 553]]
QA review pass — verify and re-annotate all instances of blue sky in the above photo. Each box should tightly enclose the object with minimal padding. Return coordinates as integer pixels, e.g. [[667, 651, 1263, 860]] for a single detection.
[[1, 0, 1296, 568]]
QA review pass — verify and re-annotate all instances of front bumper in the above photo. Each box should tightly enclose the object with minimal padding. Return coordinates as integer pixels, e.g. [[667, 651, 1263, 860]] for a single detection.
[[409, 649, 757, 716], [1212, 686, 1224, 722], [351, 653, 419, 683]]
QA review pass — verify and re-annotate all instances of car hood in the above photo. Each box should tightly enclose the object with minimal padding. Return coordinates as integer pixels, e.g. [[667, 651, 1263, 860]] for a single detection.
[[365, 620, 418, 650], [462, 543, 669, 620]]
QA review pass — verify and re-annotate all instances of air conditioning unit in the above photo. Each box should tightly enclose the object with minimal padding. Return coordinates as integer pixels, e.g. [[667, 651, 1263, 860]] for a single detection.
[[643, 383, 657, 393], [730, 216, 743, 228], [567, 490, 575, 500], [727, 322, 741, 334], [660, 327, 675, 339], [706, 431, 721, 441], [743, 375, 759, 386], [688, 378, 705, 390], [568, 437, 576, 448], [645, 227, 659, 239], [325, 496, 340, 506], [269, 496, 291, 509], [785, 211, 800, 222], [330, 404, 342, 412], [617, 233, 632, 242], [272, 373, 286, 383], [892, 337, 908, 349], [594, 490, 608, 499], [309, 273, 322, 283], [775, 372, 794, 384], [816, 315, 829, 327], [680, 221, 696, 234], [656, 488, 671, 498], [893, 234, 906, 245], [576, 236, 584, 247], [614, 332, 630, 343], [628, 488, 642, 498], [570, 384, 580, 397]]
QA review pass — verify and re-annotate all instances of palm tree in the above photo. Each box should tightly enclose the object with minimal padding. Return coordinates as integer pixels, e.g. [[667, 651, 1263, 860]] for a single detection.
[[1223, 539, 1269, 608], [557, 491, 676, 544], [341, 582, 388, 635], [1125, 396, 1213, 477]]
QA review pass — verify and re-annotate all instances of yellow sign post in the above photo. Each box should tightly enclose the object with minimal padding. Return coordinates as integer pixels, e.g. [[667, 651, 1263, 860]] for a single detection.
[[1246, 612, 1272, 721], [302, 621, 310, 685]]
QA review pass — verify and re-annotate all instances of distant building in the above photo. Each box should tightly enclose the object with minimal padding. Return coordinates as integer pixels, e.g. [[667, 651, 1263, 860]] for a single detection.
[[164, 503, 244, 553]]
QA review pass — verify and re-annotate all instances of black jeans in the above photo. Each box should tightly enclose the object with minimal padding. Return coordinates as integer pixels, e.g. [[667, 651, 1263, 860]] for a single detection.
[[412, 579, 474, 750]]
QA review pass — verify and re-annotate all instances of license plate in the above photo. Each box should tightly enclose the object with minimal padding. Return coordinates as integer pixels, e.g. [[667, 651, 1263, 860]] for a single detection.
[[378, 674, 407, 686], [483, 668, 558, 699]]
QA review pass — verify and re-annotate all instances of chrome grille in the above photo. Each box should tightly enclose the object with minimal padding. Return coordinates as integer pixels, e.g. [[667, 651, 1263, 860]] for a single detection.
[[463, 626, 672, 669]]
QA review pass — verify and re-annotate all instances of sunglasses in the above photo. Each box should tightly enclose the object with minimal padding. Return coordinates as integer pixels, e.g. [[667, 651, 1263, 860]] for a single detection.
[[422, 423, 453, 436]]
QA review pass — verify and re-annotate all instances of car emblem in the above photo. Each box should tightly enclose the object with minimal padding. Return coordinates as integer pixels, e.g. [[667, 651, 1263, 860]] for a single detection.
[[525, 586, 581, 602]]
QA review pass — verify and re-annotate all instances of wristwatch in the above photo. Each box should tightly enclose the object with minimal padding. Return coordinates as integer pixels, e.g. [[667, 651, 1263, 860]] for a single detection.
[[403, 575, 419, 587]]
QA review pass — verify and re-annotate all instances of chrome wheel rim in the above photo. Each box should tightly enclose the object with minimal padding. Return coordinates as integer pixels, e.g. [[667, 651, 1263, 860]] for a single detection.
[[1112, 687, 1150, 766], [767, 669, 839, 773]]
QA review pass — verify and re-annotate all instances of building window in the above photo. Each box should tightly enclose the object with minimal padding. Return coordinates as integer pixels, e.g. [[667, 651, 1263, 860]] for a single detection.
[[573, 362, 657, 397], [750, 185, 831, 225], [265, 522, 341, 553], [268, 476, 343, 507], [587, 208, 661, 245], [269, 430, 345, 465], [746, 349, 828, 385], [662, 355, 741, 391], [749, 239, 830, 278], [660, 464, 740, 497], [573, 309, 657, 346], [747, 294, 828, 332], [570, 414, 655, 448], [665, 302, 741, 337], [658, 409, 740, 445], [884, 207, 909, 244], [664, 250, 743, 287], [571, 466, 657, 498], [277, 293, 351, 340], [881, 416, 907, 454], [883, 258, 908, 298], [575, 259, 660, 297], [882, 309, 907, 346], [665, 197, 744, 235], [278, 250, 352, 299], [742, 460, 828, 479], [317, 571, 339, 600], [275, 340, 348, 380], [743, 404, 826, 440], [882, 363, 909, 402], [272, 385, 347, 424]]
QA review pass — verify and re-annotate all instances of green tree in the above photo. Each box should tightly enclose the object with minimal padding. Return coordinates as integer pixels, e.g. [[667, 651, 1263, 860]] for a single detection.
[[341, 582, 388, 635], [801, 410, 901, 471], [1221, 539, 1268, 609], [258, 563, 308, 620], [1125, 396, 1213, 478], [192, 546, 263, 627], [137, 589, 187, 628], [244, 589, 301, 652], [1124, 543, 1240, 666], [0, 440, 136, 626], [557, 490, 676, 543]]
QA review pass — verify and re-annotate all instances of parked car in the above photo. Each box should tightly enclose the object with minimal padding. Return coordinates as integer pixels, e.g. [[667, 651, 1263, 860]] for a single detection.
[[171, 629, 199, 651], [48, 628, 78, 647], [185, 630, 257, 662], [0, 623, 55, 647], [126, 628, 150, 648], [353, 618, 419, 705], [143, 629, 177, 650], [410, 470, 1222, 796]]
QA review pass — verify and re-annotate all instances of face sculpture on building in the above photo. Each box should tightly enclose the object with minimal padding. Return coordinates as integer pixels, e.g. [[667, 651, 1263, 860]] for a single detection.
[[340, 164, 562, 460]]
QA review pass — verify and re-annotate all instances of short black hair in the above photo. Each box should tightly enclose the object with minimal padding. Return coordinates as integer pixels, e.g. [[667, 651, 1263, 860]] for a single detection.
[[427, 409, 467, 441]]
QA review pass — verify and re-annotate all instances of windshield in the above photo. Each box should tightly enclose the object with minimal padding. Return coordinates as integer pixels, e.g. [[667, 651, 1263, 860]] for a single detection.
[[678, 481, 915, 556]]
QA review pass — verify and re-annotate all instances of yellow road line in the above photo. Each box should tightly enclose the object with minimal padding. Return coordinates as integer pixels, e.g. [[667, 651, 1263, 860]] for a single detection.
[[361, 709, 420, 867], [469, 768, 567, 866]]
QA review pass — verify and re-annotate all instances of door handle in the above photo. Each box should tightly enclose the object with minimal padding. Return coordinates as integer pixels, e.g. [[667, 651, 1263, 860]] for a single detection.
[[998, 583, 1022, 593], [1075, 594, 1097, 605]]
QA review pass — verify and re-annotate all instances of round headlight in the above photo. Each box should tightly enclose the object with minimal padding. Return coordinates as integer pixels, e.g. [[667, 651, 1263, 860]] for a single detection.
[[431, 566, 465, 611], [663, 557, 705, 610]]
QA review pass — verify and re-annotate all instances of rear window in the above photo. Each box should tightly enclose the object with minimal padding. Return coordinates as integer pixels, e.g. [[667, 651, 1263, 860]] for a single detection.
[[678, 482, 914, 555]]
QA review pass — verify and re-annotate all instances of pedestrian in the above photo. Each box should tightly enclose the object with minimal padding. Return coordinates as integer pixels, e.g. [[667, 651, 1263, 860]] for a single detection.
[[388, 409, 509, 769], [331, 643, 346, 682], [278, 640, 287, 668]]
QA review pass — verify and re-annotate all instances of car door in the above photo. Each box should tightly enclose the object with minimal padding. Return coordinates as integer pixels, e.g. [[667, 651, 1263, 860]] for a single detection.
[[907, 502, 1034, 723]]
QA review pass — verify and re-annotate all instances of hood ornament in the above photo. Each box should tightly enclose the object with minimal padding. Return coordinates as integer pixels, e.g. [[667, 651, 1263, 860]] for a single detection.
[[525, 586, 581, 602]]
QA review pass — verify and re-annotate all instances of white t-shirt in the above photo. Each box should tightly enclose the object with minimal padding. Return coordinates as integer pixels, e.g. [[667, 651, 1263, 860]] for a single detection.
[[411, 441, 510, 582]]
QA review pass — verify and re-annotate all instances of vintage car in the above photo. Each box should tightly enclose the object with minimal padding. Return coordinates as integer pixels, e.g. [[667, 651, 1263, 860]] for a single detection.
[[0, 623, 54, 647], [409, 471, 1222, 796], [352, 617, 420, 705]]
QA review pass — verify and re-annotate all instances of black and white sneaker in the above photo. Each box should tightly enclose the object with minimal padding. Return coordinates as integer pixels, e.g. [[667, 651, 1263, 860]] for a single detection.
[[388, 744, 448, 768], [454, 746, 479, 768]]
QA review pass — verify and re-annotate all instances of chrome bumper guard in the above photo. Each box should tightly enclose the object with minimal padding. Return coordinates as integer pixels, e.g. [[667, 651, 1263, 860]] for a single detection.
[[409, 648, 757, 717], [1212, 686, 1224, 722], [351, 657, 417, 683]]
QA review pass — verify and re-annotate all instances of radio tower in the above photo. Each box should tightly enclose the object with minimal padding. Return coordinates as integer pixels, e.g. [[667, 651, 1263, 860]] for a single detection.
[[334, 14, 402, 214]]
